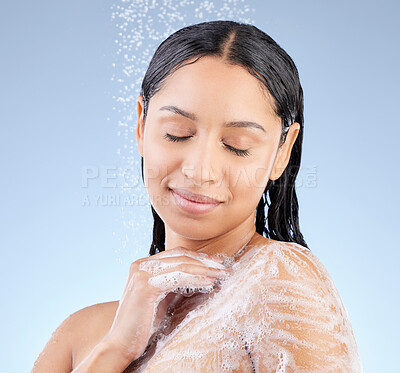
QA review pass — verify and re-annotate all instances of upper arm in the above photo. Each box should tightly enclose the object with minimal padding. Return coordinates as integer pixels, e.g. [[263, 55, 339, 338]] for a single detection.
[[31, 313, 75, 373], [31, 301, 118, 373], [243, 243, 362, 372]]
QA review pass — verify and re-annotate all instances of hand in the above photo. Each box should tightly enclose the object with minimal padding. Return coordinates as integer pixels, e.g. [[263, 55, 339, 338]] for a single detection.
[[100, 247, 232, 364]]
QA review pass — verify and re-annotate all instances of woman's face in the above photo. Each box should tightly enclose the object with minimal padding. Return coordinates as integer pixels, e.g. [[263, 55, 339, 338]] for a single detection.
[[136, 56, 299, 241]]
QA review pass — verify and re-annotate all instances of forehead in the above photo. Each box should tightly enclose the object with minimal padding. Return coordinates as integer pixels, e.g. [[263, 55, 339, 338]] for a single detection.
[[151, 56, 277, 119]]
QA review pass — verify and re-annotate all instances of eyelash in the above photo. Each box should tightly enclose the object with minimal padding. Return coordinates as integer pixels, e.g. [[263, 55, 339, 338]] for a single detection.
[[163, 133, 251, 157]]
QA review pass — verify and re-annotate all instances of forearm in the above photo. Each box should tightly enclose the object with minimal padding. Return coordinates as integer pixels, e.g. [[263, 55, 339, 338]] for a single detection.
[[71, 340, 133, 373]]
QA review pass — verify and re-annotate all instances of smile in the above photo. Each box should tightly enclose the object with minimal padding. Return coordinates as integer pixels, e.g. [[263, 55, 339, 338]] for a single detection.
[[170, 188, 222, 214]]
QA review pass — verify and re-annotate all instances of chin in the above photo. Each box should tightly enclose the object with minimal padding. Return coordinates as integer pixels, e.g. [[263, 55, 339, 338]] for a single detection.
[[166, 216, 225, 240]]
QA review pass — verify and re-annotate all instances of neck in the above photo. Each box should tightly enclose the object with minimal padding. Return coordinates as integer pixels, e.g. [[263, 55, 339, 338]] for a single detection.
[[164, 217, 258, 258]]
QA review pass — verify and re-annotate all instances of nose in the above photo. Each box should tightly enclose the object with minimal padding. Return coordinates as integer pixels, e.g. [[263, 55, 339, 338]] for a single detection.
[[181, 137, 220, 187]]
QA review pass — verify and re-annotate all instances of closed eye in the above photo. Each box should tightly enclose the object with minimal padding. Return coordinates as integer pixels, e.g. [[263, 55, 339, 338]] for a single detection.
[[163, 133, 251, 157]]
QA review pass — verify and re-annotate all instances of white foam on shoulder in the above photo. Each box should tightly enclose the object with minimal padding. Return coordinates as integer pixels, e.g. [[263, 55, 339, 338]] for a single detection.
[[137, 241, 363, 372]]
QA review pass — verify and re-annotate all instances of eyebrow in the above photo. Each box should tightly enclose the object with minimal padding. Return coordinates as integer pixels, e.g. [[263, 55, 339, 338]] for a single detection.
[[159, 105, 266, 133]]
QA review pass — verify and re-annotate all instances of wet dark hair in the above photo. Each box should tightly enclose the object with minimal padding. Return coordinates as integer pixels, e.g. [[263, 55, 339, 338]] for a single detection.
[[139, 20, 308, 255]]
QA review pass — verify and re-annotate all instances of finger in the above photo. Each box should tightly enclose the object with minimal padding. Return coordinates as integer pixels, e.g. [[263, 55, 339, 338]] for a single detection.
[[153, 251, 227, 269], [155, 247, 223, 263], [154, 254, 225, 269], [147, 271, 217, 292], [161, 263, 232, 279], [139, 257, 231, 276]]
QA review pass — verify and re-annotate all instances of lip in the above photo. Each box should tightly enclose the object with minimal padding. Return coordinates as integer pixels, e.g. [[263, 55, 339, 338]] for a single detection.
[[170, 188, 222, 215], [171, 188, 222, 203]]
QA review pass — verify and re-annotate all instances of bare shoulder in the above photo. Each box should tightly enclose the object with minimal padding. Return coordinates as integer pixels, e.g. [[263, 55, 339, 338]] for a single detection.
[[69, 300, 119, 333], [70, 301, 120, 367], [32, 301, 119, 372]]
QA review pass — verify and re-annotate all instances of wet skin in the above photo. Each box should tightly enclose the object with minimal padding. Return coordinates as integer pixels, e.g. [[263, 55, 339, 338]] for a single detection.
[[135, 55, 300, 260]]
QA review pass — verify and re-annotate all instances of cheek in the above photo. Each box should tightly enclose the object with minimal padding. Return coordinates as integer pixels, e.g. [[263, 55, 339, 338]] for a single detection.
[[253, 166, 272, 190], [142, 141, 166, 188], [228, 161, 272, 196], [228, 166, 270, 218], [252, 148, 278, 188], [143, 134, 181, 190]]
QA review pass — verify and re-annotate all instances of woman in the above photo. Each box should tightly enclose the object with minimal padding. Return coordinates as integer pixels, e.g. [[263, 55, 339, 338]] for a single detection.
[[32, 20, 362, 372]]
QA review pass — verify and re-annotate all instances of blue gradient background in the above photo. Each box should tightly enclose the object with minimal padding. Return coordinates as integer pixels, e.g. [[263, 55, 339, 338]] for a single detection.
[[1, 1, 399, 372]]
